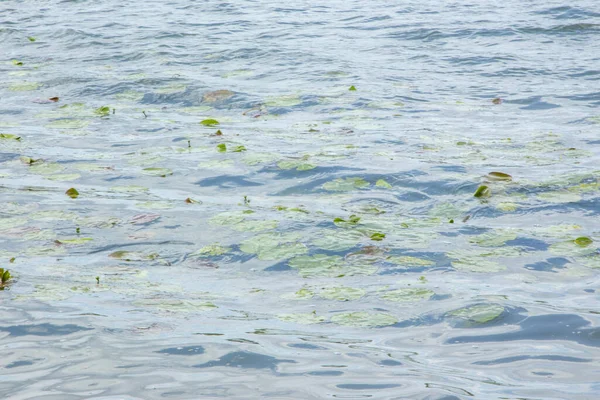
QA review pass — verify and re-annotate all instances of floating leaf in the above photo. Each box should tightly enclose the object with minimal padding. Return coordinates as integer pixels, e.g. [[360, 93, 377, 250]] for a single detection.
[[537, 191, 581, 203], [323, 177, 369, 191], [232, 219, 278, 232], [0, 134, 21, 141], [216, 143, 227, 152], [265, 94, 301, 107], [203, 90, 234, 102], [48, 96, 59, 102], [232, 145, 247, 152], [486, 172, 512, 181], [319, 286, 365, 301], [55, 237, 93, 245], [474, 185, 490, 198], [492, 98, 502, 105], [375, 179, 392, 189], [277, 160, 316, 171], [470, 230, 517, 247], [28, 37, 36, 42], [331, 312, 397, 328], [240, 232, 307, 261], [9, 82, 39, 91], [549, 240, 597, 257], [200, 119, 219, 126], [370, 232, 385, 241], [12, 60, 23, 66], [142, 168, 173, 177], [278, 312, 326, 325], [190, 243, 230, 257], [448, 304, 505, 327], [185, 197, 202, 204], [65, 188, 79, 199], [574, 237, 593, 246], [386, 256, 434, 267], [94, 106, 110, 116], [381, 288, 434, 302], [312, 229, 364, 251], [451, 258, 506, 273], [348, 86, 357, 91]]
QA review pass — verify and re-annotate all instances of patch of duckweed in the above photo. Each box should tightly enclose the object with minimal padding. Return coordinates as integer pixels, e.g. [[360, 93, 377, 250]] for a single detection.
[[330, 312, 398, 328]]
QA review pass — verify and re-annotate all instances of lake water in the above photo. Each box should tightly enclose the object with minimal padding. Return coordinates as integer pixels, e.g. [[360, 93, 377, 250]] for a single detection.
[[1, 1, 600, 399]]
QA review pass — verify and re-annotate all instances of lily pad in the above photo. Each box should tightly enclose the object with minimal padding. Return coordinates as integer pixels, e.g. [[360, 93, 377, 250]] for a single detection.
[[312, 229, 364, 251], [323, 177, 369, 191], [142, 168, 173, 177], [474, 185, 490, 198], [330, 312, 397, 328], [65, 188, 79, 199], [486, 172, 512, 181], [240, 232, 307, 261], [200, 119, 220, 127], [386, 256, 434, 267], [319, 286, 365, 301], [190, 243, 230, 257], [451, 258, 506, 273], [469, 230, 517, 247], [375, 179, 392, 189], [381, 288, 434, 302], [277, 312, 326, 325], [447, 304, 505, 327]]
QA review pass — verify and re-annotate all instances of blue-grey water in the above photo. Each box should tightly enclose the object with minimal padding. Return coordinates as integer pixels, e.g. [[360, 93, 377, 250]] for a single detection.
[[1, 1, 600, 399]]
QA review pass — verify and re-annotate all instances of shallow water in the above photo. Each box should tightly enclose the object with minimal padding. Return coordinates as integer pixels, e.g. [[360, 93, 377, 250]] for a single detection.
[[1, 1, 600, 399]]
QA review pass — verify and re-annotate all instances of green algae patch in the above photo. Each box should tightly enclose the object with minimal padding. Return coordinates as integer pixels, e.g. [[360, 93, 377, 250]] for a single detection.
[[330, 312, 397, 328]]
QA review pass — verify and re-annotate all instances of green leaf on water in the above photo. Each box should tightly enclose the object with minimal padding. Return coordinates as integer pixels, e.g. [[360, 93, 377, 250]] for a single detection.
[[277, 312, 326, 325], [451, 258, 506, 273], [216, 143, 227, 152], [574, 237, 593, 246], [65, 188, 79, 199], [0, 134, 21, 141], [232, 145, 247, 152], [200, 119, 220, 126], [331, 312, 397, 328], [486, 172, 512, 181], [319, 286, 365, 301], [348, 86, 357, 91], [474, 185, 490, 198], [55, 237, 93, 245], [447, 304, 505, 327], [94, 106, 110, 116], [28, 37, 36, 42], [12, 60, 24, 66], [375, 179, 392, 189], [190, 243, 230, 257], [386, 256, 434, 267], [323, 177, 369, 191], [381, 288, 435, 302], [370, 232, 386, 241], [142, 168, 173, 177], [240, 232, 307, 261]]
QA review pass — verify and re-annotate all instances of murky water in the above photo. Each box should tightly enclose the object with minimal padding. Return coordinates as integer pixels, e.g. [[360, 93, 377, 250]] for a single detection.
[[1, 1, 600, 399]]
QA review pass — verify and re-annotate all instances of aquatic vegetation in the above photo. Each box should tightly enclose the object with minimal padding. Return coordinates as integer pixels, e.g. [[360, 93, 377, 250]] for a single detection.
[[330, 312, 397, 327], [200, 119, 220, 126], [0, 268, 12, 290], [65, 188, 79, 199]]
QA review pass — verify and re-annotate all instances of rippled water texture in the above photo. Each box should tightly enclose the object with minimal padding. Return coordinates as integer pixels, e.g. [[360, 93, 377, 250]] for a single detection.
[[2, 1, 600, 399]]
